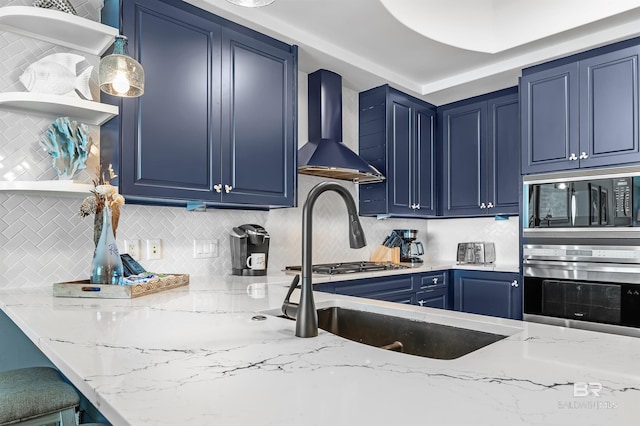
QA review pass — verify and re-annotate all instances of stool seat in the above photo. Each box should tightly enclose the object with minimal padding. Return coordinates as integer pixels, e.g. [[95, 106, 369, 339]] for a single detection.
[[0, 367, 79, 426]]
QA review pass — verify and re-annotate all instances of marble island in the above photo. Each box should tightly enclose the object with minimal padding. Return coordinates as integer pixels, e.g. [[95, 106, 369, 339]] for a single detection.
[[0, 275, 638, 425]]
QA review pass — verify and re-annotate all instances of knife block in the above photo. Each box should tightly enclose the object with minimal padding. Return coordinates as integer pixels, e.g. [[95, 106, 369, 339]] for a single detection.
[[370, 245, 400, 264]]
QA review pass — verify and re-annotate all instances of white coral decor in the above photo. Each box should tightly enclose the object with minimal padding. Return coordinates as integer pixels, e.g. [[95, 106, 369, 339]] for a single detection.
[[40, 117, 93, 180]]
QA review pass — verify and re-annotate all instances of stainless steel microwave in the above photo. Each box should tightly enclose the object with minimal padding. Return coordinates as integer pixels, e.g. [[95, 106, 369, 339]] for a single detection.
[[523, 167, 640, 238]]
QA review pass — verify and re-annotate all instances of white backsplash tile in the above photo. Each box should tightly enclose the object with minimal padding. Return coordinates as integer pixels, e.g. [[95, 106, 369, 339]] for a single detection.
[[0, 1, 519, 288]]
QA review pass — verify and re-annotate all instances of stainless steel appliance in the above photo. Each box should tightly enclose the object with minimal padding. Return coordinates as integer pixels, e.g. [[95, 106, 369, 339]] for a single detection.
[[523, 244, 640, 337], [456, 242, 496, 265], [285, 261, 408, 275], [230, 224, 270, 276], [523, 167, 640, 239], [394, 229, 424, 263]]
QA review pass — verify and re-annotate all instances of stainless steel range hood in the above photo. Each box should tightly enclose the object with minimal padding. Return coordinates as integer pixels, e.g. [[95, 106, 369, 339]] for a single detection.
[[298, 69, 384, 184]]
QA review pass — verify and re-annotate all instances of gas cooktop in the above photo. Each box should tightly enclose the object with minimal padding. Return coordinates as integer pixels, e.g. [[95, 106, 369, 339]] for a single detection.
[[284, 261, 409, 275]]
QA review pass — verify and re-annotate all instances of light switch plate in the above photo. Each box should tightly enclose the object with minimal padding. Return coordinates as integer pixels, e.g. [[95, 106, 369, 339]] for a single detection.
[[193, 239, 218, 258]]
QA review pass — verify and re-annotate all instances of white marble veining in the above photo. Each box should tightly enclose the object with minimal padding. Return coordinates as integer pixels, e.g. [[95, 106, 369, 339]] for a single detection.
[[1, 276, 638, 426]]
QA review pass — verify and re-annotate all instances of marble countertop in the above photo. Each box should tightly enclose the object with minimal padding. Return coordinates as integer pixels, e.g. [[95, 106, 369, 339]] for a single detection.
[[0, 275, 638, 426]]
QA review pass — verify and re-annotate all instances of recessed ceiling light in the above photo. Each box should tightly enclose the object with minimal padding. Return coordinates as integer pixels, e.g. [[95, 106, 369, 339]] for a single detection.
[[226, 0, 275, 7]]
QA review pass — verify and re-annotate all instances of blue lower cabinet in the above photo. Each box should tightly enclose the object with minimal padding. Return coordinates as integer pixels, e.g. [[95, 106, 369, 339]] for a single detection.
[[415, 289, 448, 309], [333, 275, 414, 304], [314, 283, 335, 294], [328, 271, 450, 308], [453, 270, 522, 320]]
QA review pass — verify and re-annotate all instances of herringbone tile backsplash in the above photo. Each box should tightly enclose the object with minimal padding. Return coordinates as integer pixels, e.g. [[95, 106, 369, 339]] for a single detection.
[[0, 0, 519, 288]]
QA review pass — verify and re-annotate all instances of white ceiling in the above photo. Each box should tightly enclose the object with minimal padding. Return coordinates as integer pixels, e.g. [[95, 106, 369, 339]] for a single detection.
[[186, 0, 640, 105]]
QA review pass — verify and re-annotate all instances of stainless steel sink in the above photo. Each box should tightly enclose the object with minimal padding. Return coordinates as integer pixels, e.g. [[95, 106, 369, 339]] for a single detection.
[[315, 306, 509, 360]]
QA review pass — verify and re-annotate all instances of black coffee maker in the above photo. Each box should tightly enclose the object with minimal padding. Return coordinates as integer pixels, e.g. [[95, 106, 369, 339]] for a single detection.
[[230, 224, 270, 276], [394, 229, 424, 263]]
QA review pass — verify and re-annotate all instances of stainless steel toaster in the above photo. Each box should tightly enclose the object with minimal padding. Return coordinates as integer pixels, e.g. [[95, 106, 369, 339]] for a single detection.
[[456, 242, 496, 264]]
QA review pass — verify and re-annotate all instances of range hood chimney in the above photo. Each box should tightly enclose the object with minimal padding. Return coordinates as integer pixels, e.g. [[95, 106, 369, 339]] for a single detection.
[[298, 69, 384, 184]]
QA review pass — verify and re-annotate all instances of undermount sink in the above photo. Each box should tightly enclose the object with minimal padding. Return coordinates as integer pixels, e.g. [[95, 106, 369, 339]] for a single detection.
[[316, 306, 509, 360], [266, 299, 516, 360]]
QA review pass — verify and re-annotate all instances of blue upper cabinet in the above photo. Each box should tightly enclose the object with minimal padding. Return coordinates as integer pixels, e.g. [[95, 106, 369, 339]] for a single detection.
[[521, 43, 640, 174], [440, 89, 519, 217], [103, 0, 296, 208], [520, 63, 579, 174], [359, 85, 437, 218], [220, 28, 296, 206], [579, 46, 640, 169]]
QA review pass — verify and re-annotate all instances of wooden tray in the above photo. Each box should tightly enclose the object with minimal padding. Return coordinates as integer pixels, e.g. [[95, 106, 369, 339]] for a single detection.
[[53, 274, 189, 299]]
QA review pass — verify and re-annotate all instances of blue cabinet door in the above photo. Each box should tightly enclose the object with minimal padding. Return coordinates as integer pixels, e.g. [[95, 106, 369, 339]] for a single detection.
[[118, 0, 222, 202], [414, 106, 437, 215], [416, 290, 447, 309], [521, 63, 579, 174], [453, 270, 522, 320], [388, 93, 413, 214], [579, 45, 640, 168], [441, 101, 486, 216], [440, 89, 519, 217], [358, 86, 436, 218], [487, 93, 520, 215], [220, 29, 296, 207], [333, 274, 414, 302]]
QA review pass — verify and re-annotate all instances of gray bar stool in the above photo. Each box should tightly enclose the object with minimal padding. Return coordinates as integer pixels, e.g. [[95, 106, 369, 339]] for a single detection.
[[0, 367, 80, 426]]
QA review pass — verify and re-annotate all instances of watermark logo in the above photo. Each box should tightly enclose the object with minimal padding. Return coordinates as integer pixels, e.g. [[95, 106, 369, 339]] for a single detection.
[[557, 382, 618, 410], [573, 382, 602, 397]]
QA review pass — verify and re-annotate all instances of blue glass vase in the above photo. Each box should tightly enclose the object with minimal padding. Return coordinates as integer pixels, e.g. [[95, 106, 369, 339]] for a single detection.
[[90, 205, 124, 284]]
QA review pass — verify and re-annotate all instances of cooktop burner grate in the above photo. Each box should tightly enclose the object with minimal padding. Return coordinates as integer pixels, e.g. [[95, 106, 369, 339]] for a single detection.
[[285, 261, 408, 275]]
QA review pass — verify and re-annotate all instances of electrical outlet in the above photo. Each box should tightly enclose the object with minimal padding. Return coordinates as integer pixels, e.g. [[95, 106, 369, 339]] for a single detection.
[[123, 239, 140, 260], [193, 239, 218, 259], [146, 239, 162, 260]]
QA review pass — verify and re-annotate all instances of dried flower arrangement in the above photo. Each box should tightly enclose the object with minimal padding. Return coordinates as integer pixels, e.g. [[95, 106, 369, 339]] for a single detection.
[[79, 164, 125, 246]]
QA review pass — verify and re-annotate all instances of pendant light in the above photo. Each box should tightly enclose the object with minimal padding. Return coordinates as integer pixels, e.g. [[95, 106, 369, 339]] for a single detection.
[[225, 0, 276, 7], [99, 35, 145, 97]]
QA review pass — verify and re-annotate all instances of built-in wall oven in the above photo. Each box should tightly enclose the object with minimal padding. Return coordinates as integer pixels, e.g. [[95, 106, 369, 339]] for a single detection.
[[523, 167, 640, 338], [523, 244, 640, 337]]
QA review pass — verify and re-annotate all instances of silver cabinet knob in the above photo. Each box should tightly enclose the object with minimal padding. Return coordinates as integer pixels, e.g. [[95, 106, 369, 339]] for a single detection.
[[480, 203, 486, 209], [511, 280, 519, 287], [415, 204, 420, 210], [569, 153, 578, 160], [410, 204, 415, 209], [225, 184, 233, 193], [579, 152, 589, 159], [487, 202, 494, 208], [418, 300, 425, 307], [214, 184, 222, 193], [432, 277, 438, 284]]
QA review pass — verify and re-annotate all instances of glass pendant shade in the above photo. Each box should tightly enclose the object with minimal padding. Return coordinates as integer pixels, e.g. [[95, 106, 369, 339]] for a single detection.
[[226, 0, 275, 7], [99, 35, 145, 97]]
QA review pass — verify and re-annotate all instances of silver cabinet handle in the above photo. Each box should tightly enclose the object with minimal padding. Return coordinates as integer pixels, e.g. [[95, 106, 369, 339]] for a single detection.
[[480, 203, 486, 209], [214, 184, 222, 193], [487, 202, 494, 208], [415, 204, 420, 210], [511, 280, 519, 287], [579, 152, 589, 159], [225, 184, 233, 193], [432, 277, 438, 284], [569, 153, 578, 160], [418, 300, 425, 307], [410, 204, 416, 209]]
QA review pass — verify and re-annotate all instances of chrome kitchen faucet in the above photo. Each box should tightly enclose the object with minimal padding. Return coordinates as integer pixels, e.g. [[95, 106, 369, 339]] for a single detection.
[[282, 182, 366, 337]]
